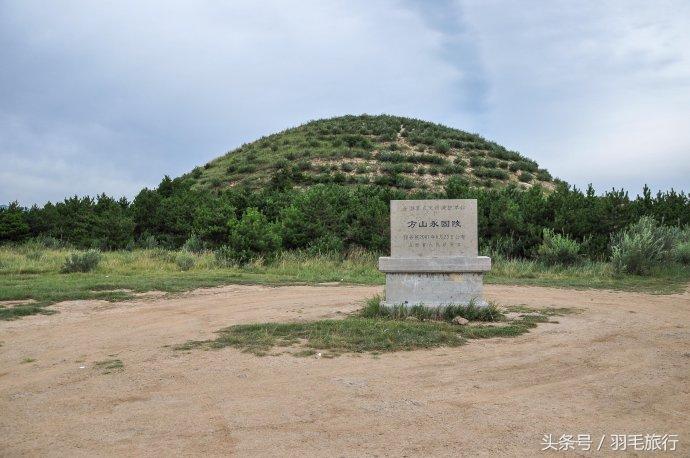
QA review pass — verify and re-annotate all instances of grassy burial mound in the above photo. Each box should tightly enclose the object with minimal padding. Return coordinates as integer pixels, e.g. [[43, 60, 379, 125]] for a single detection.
[[186, 114, 555, 192], [2, 114, 689, 321]]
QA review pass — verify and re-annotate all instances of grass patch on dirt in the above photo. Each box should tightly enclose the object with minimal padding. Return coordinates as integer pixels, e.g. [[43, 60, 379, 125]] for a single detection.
[[504, 304, 581, 317], [176, 298, 573, 356], [177, 319, 469, 355], [94, 359, 124, 374], [0, 301, 55, 320]]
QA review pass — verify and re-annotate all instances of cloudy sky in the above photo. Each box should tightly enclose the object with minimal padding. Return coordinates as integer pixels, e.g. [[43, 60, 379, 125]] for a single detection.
[[1, 0, 689, 205]]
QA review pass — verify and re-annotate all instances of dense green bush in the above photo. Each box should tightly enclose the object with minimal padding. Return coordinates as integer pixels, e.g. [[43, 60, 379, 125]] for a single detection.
[[306, 234, 344, 255], [61, 250, 101, 273], [656, 225, 684, 258], [518, 172, 533, 183], [0, 202, 30, 241], [537, 229, 581, 265], [611, 217, 666, 275], [225, 208, 282, 265]]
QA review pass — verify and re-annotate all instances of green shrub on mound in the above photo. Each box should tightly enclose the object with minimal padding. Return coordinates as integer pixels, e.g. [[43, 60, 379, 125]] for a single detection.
[[183, 114, 554, 192]]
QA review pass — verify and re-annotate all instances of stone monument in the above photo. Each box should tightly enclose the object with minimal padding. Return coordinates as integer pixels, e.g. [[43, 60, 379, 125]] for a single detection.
[[378, 199, 491, 307]]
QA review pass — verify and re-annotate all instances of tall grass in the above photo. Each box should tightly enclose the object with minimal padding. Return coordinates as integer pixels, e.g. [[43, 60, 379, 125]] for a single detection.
[[360, 295, 503, 322], [0, 247, 384, 319], [485, 254, 687, 293]]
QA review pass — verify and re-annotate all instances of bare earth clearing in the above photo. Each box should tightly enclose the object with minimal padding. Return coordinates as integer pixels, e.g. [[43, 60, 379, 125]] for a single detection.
[[1, 284, 688, 456]]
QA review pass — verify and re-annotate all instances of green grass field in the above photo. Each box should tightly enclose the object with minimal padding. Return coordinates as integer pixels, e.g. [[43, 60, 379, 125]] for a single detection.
[[1, 246, 688, 320]]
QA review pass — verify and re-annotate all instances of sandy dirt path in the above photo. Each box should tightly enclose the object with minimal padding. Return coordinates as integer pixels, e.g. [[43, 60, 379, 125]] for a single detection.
[[1, 284, 688, 456]]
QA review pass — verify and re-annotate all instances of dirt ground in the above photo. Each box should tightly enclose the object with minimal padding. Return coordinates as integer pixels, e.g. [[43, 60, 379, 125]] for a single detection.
[[1, 283, 688, 457]]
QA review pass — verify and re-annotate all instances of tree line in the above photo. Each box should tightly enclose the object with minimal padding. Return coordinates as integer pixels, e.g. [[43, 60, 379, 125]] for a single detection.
[[1, 175, 688, 261]]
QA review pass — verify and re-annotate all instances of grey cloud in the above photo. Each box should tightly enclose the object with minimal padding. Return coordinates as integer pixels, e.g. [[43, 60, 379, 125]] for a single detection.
[[1, 0, 688, 205]]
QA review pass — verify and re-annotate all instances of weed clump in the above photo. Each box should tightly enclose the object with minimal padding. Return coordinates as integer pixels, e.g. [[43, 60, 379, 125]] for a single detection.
[[214, 246, 236, 267], [181, 233, 205, 253], [61, 250, 101, 273], [34, 236, 65, 249], [25, 250, 44, 261], [674, 241, 690, 265], [175, 251, 195, 271], [611, 216, 675, 275], [359, 295, 503, 322]]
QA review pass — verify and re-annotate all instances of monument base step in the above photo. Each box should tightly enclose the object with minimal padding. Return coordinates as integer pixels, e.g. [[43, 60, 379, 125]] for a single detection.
[[383, 272, 488, 308]]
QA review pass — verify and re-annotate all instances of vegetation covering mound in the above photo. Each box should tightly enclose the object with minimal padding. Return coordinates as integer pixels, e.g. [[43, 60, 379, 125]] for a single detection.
[[187, 114, 556, 192]]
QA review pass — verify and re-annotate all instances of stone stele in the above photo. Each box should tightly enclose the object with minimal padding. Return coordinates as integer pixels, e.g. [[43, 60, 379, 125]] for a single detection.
[[378, 199, 491, 307]]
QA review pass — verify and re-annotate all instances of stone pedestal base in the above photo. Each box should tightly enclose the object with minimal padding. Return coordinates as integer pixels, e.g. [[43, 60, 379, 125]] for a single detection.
[[378, 257, 491, 308], [383, 272, 487, 307]]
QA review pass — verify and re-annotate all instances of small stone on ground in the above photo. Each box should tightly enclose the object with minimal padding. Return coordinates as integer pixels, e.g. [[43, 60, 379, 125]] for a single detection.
[[452, 316, 469, 325]]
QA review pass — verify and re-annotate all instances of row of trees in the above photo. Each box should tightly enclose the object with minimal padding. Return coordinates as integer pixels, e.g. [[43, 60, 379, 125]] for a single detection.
[[1, 175, 689, 261]]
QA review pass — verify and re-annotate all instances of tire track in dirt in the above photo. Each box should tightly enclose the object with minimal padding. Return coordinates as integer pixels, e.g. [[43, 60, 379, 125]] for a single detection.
[[1, 283, 688, 456]]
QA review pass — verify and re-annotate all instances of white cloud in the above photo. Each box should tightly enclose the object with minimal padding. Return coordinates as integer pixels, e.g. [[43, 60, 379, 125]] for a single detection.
[[1, 0, 465, 205], [458, 0, 690, 192]]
